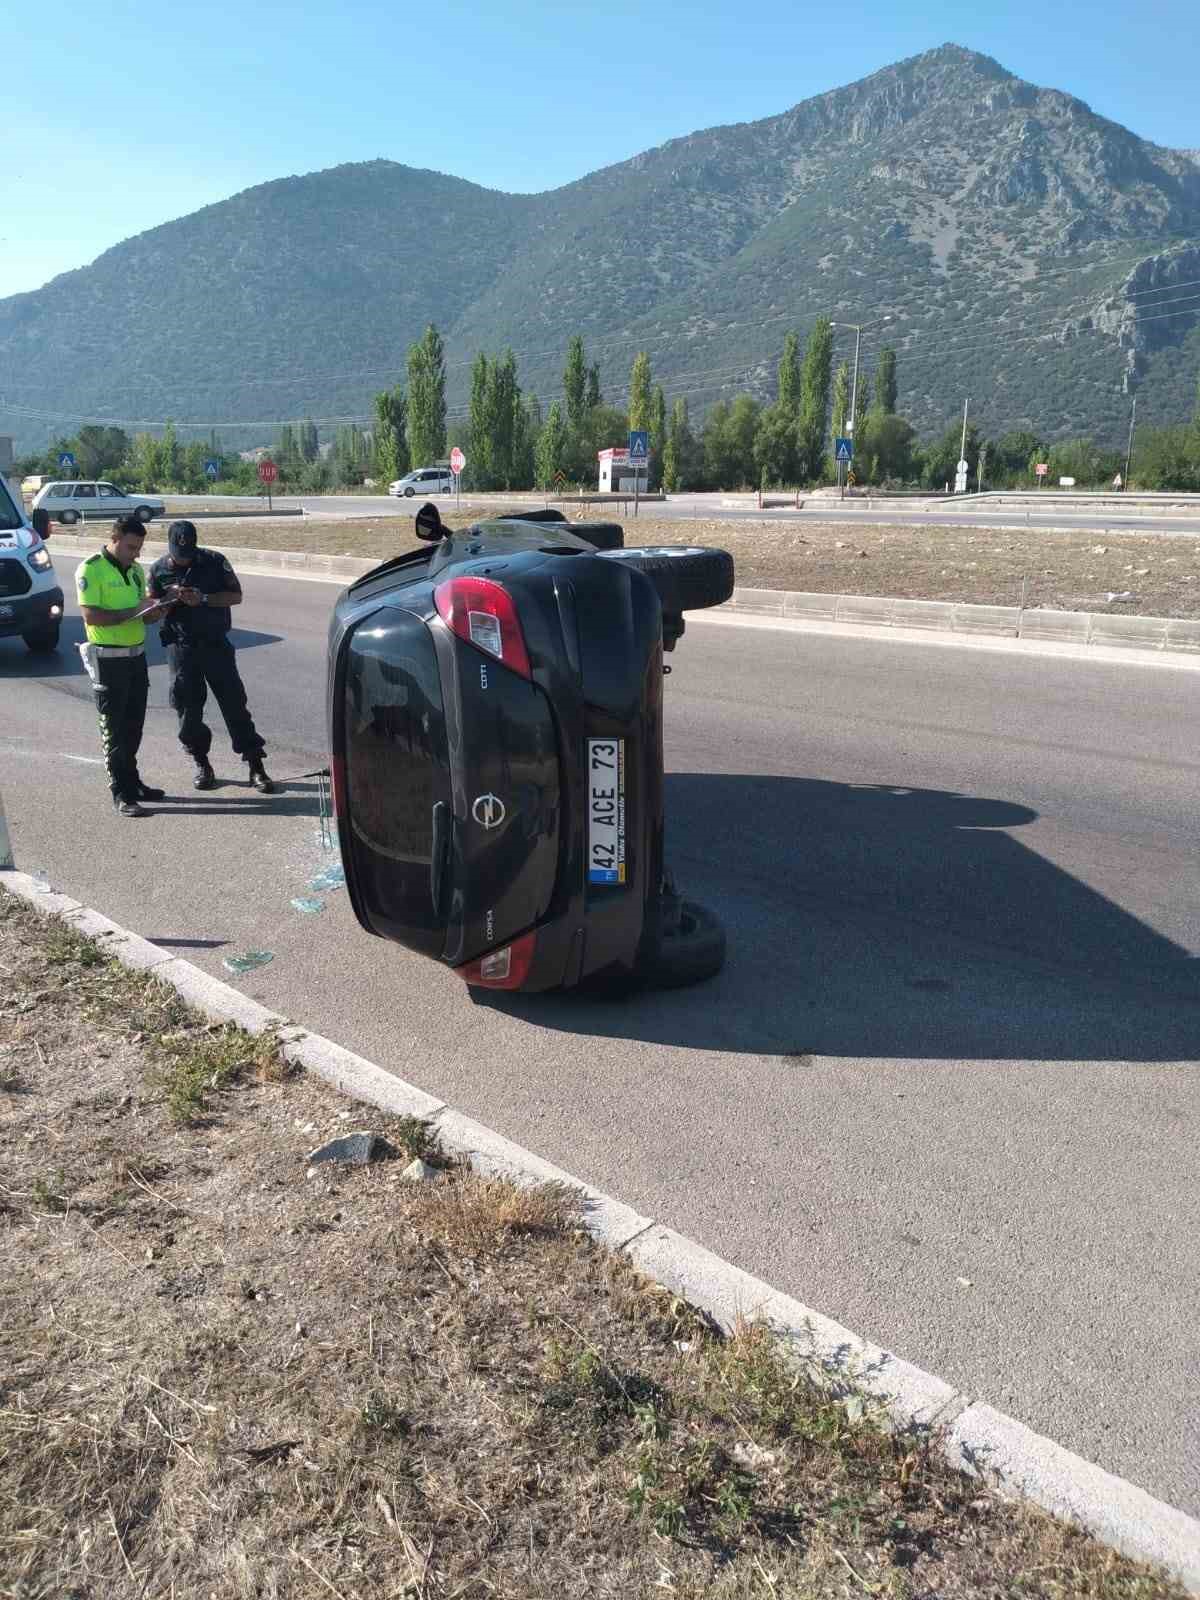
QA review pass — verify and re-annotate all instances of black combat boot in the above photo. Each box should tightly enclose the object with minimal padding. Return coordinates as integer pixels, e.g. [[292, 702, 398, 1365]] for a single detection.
[[247, 759, 277, 795], [193, 759, 217, 791]]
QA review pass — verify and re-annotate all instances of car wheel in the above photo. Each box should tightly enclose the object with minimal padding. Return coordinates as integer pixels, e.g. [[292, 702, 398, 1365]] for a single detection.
[[23, 622, 60, 654], [645, 897, 726, 989], [135, 505, 154, 523], [404, 487, 415, 497], [599, 546, 733, 610], [59, 509, 79, 526]]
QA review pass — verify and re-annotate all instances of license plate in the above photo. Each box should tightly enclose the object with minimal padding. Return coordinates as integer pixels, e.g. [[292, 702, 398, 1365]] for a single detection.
[[587, 738, 625, 884], [0, 605, 12, 619]]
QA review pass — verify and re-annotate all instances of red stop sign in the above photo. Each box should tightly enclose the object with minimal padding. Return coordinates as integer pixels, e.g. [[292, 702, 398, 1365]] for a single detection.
[[258, 459, 279, 484], [450, 447, 465, 475]]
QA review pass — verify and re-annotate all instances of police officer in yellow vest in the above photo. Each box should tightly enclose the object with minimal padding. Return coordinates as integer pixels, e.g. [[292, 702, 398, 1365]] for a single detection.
[[76, 514, 169, 818]]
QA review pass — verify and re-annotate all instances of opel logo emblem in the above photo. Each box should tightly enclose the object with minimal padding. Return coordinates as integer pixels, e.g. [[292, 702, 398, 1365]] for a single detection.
[[471, 793, 505, 829]]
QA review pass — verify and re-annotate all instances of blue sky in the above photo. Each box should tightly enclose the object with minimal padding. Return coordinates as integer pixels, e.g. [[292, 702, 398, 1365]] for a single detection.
[[3, 0, 1196, 299]]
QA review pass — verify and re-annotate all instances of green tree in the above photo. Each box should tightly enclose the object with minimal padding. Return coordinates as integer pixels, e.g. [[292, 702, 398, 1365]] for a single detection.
[[468, 353, 494, 487], [858, 414, 916, 483], [159, 422, 180, 487], [374, 385, 410, 483], [1046, 437, 1119, 486], [563, 335, 588, 435], [797, 317, 833, 481], [852, 366, 869, 443], [277, 424, 299, 469], [1133, 425, 1200, 491], [74, 425, 130, 478], [754, 405, 799, 486], [487, 350, 521, 488], [406, 324, 447, 466], [299, 419, 319, 464], [992, 429, 1043, 484], [628, 352, 653, 432], [874, 348, 898, 414], [920, 422, 983, 490], [535, 402, 567, 487], [586, 364, 602, 412], [778, 331, 801, 413], [662, 397, 700, 493]]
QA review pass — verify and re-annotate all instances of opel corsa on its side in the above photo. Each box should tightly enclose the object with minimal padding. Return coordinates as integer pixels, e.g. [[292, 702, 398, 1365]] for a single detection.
[[327, 505, 733, 993]]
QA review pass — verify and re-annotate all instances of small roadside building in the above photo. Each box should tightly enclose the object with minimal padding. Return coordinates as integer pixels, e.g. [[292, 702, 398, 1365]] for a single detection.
[[597, 447, 648, 494]]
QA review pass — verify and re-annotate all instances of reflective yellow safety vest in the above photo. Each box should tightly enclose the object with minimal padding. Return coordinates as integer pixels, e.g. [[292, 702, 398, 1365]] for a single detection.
[[75, 550, 147, 647]]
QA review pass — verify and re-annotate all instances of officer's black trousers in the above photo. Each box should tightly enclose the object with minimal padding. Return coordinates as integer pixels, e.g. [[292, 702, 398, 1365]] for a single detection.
[[93, 654, 149, 800], [168, 639, 266, 764]]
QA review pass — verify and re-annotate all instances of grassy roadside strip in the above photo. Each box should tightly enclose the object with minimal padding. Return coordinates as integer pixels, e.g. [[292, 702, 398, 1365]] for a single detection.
[[48, 509, 1200, 618], [0, 888, 1189, 1600]]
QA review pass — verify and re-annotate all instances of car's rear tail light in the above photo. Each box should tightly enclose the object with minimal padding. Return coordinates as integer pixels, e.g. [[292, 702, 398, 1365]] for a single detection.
[[434, 576, 531, 679], [456, 931, 536, 989]]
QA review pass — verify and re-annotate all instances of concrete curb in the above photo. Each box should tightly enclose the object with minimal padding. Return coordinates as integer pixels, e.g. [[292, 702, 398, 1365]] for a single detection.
[[2, 864, 1197, 1590], [50, 531, 1198, 657]]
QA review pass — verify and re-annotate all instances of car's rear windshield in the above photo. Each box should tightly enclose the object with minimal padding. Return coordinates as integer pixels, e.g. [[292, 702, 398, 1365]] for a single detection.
[[342, 607, 451, 956], [0, 477, 21, 531]]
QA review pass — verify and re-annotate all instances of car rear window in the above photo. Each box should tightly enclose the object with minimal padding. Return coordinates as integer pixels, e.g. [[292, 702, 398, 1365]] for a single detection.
[[342, 608, 451, 956]]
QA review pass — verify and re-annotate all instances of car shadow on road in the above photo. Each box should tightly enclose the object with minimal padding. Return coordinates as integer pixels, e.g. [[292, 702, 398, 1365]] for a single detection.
[[479, 774, 1200, 1064], [0, 617, 284, 679]]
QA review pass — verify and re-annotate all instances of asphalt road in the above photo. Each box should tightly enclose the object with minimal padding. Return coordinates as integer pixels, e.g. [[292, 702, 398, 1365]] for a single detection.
[[4, 554, 1199, 1516], [165, 490, 1200, 537]]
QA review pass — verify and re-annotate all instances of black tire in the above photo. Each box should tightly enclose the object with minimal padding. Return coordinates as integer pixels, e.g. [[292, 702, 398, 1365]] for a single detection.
[[599, 546, 733, 611], [571, 521, 624, 552], [645, 899, 726, 989], [23, 623, 60, 654], [135, 504, 154, 523], [59, 508, 79, 526], [496, 507, 568, 524], [404, 487, 415, 497]]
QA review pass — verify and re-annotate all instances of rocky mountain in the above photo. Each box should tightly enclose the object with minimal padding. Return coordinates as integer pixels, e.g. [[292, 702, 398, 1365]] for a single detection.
[[3, 44, 1199, 451]]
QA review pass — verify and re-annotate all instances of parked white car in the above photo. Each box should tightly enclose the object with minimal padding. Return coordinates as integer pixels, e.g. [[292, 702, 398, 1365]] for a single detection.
[[388, 467, 453, 498], [0, 474, 64, 654], [31, 480, 165, 526]]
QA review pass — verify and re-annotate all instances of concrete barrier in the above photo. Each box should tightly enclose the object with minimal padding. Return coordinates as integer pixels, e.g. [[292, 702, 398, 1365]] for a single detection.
[[953, 602, 1021, 637], [835, 594, 894, 626], [1087, 615, 1171, 651], [893, 599, 956, 631], [726, 587, 786, 616], [782, 591, 838, 621], [1165, 618, 1200, 653], [1017, 610, 1092, 644]]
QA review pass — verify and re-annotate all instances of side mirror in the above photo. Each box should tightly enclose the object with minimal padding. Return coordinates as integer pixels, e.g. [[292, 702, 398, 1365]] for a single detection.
[[414, 501, 445, 542], [30, 507, 51, 541]]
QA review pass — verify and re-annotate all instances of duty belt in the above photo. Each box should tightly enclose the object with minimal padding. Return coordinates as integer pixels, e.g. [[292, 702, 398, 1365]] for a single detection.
[[91, 644, 145, 657]]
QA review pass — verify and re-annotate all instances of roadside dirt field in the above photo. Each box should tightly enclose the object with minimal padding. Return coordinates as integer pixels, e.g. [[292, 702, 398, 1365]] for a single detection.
[[1, 890, 1185, 1599], [132, 509, 1200, 618]]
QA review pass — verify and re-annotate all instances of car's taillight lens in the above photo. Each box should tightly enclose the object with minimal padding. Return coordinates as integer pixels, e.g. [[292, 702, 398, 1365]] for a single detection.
[[434, 576, 531, 679], [456, 931, 536, 989]]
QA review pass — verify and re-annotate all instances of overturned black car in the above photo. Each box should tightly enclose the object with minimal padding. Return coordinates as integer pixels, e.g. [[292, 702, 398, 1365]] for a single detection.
[[327, 505, 733, 992]]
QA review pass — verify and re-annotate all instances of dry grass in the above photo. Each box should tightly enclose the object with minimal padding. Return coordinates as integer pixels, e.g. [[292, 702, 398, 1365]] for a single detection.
[[51, 504, 1200, 616], [0, 887, 1188, 1599]]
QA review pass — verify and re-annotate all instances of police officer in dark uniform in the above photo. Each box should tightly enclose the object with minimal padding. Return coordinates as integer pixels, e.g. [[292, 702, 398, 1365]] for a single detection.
[[148, 521, 276, 793]]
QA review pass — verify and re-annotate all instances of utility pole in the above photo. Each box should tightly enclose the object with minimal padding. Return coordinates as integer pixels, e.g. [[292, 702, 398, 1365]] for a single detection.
[[960, 397, 970, 462], [1123, 394, 1137, 490]]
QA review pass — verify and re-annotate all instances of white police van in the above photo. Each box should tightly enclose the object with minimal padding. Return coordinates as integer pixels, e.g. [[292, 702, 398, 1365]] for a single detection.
[[0, 472, 64, 653]]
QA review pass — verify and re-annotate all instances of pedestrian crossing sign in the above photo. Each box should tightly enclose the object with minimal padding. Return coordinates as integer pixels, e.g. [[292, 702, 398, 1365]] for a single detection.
[[835, 437, 853, 463]]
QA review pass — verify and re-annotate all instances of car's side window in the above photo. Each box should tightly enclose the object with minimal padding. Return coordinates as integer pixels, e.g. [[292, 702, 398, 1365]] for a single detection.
[[98, 484, 120, 498], [74, 484, 97, 499]]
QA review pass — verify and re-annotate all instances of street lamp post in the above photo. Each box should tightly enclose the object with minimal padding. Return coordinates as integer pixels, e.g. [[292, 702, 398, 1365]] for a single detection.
[[830, 315, 891, 498]]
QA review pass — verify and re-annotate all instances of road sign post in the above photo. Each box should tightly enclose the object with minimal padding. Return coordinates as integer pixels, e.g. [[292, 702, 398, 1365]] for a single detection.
[[1035, 462, 1048, 488], [258, 457, 278, 512], [628, 430, 648, 517], [449, 446, 465, 509], [204, 458, 220, 481], [835, 437, 853, 501], [58, 451, 76, 477]]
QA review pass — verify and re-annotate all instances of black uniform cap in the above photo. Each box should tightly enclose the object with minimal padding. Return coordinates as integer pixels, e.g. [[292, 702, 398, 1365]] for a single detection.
[[168, 520, 199, 558]]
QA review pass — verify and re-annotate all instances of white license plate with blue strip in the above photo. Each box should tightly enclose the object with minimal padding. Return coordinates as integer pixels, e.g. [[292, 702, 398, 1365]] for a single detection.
[[587, 738, 625, 884]]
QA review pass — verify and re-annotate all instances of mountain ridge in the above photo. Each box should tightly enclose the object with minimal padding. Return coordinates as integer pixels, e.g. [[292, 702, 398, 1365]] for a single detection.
[[4, 44, 1198, 450]]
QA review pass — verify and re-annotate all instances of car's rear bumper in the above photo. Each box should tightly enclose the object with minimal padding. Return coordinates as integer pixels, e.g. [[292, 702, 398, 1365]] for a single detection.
[[0, 585, 63, 638]]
